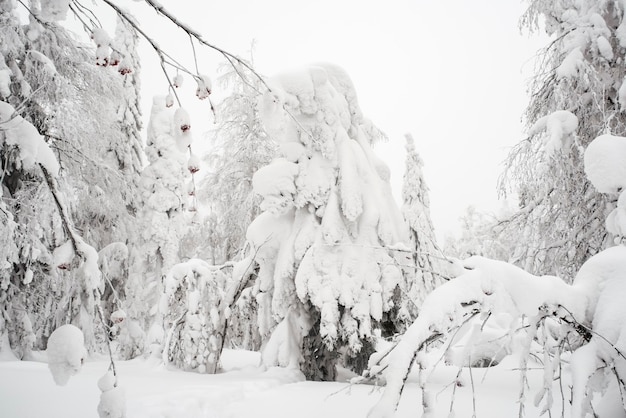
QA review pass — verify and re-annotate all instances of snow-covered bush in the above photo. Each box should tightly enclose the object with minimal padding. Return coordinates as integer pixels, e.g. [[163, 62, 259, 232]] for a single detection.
[[46, 324, 87, 386], [156, 259, 229, 374], [244, 64, 409, 380]]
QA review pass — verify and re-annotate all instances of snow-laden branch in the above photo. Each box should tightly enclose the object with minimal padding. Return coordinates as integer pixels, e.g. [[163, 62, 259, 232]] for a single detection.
[[359, 247, 626, 418]]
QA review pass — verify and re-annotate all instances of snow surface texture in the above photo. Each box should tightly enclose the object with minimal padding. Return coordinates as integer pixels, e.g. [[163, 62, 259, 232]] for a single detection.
[[364, 246, 626, 418], [0, 348, 594, 418], [251, 64, 408, 362], [46, 324, 87, 386]]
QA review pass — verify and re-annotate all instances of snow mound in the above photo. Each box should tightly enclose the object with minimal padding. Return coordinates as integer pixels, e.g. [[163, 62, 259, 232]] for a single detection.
[[584, 134, 626, 194], [46, 324, 87, 386]]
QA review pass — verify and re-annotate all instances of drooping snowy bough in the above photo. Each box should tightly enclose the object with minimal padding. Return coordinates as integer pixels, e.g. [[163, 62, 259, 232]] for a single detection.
[[240, 64, 410, 380], [362, 131, 626, 417], [361, 247, 626, 417]]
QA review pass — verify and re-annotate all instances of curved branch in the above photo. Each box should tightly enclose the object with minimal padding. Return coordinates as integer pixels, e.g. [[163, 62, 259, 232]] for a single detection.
[[141, 0, 272, 92]]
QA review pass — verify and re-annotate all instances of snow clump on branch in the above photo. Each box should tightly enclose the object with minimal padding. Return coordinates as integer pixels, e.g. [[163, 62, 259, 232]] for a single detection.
[[46, 324, 87, 386]]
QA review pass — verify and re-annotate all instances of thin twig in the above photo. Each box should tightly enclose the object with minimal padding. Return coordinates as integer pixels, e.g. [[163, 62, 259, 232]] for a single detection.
[[141, 0, 272, 92]]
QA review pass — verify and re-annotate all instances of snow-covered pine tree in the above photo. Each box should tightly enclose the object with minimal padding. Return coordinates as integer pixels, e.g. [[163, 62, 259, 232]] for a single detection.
[[239, 64, 409, 380], [499, 0, 624, 280], [397, 133, 444, 328]]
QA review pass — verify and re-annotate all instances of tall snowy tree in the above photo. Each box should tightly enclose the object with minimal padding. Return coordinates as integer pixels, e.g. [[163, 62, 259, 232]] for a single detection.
[[397, 133, 444, 328], [196, 62, 277, 265], [499, 0, 624, 280], [236, 64, 409, 380], [124, 96, 191, 356], [0, 0, 142, 356]]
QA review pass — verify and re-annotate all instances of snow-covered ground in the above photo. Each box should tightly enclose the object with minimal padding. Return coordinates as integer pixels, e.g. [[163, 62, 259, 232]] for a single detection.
[[0, 349, 571, 417]]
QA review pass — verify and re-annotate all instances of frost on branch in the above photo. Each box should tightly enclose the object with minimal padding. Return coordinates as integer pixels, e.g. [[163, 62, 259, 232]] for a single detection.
[[46, 324, 87, 386], [248, 64, 408, 380]]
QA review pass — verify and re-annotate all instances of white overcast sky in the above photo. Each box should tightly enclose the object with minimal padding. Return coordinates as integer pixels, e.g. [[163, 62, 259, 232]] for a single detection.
[[122, 0, 547, 241]]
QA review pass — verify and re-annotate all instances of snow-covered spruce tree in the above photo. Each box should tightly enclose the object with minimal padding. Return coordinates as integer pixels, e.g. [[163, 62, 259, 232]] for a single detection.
[[499, 0, 625, 280], [0, 0, 142, 355], [126, 96, 191, 356], [238, 64, 409, 380], [397, 133, 445, 329]]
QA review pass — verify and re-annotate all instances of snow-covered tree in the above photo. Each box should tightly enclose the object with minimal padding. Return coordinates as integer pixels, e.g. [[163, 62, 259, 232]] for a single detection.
[[237, 64, 409, 380], [500, 0, 625, 280], [124, 97, 191, 356], [0, 0, 142, 356], [158, 259, 230, 374], [397, 133, 445, 328], [444, 204, 516, 261], [196, 62, 277, 265], [360, 99, 626, 418]]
